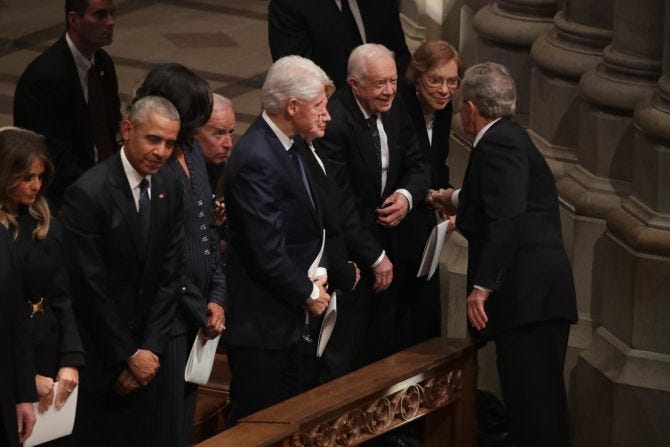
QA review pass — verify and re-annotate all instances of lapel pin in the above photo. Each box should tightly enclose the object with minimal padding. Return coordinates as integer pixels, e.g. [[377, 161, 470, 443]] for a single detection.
[[100, 69, 105, 77], [158, 193, 165, 199]]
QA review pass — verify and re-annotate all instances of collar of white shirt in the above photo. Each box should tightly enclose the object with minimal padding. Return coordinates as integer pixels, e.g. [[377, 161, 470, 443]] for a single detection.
[[262, 111, 293, 151], [473, 118, 502, 148], [120, 147, 151, 210], [65, 32, 95, 101]]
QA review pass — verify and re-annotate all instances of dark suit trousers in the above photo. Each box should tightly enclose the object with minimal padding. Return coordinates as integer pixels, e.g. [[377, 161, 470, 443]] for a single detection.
[[495, 319, 571, 447], [148, 331, 198, 447], [226, 342, 304, 425]]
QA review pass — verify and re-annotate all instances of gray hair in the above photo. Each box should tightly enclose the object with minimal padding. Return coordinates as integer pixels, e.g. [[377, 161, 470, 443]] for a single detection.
[[128, 96, 180, 126], [347, 44, 395, 80], [212, 93, 233, 113], [262, 56, 335, 114], [460, 62, 516, 119]]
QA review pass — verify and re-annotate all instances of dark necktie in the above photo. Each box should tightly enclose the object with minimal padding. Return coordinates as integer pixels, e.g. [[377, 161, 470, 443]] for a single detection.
[[367, 115, 382, 177], [88, 63, 113, 161], [340, 0, 363, 46], [288, 145, 316, 209], [138, 178, 151, 249]]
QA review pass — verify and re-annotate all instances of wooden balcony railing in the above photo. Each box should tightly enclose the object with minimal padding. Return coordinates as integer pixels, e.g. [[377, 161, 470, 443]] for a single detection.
[[196, 337, 476, 447]]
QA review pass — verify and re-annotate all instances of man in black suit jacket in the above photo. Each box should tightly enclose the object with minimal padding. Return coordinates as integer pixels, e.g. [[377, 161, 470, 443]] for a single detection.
[[441, 62, 577, 447], [14, 0, 121, 209], [61, 97, 184, 447], [268, 0, 411, 89], [0, 227, 36, 447], [317, 43, 430, 367], [223, 56, 332, 424]]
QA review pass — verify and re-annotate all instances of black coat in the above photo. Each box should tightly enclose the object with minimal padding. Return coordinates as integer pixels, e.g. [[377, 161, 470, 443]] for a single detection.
[[223, 116, 325, 349], [268, 0, 411, 88], [317, 87, 430, 268], [12, 212, 85, 380], [14, 35, 121, 208], [456, 119, 578, 339], [61, 152, 184, 381], [0, 226, 36, 447]]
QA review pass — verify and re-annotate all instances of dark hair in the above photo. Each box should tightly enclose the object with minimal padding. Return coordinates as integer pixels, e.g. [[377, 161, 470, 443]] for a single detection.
[[133, 63, 213, 146], [406, 40, 462, 87], [65, 0, 89, 28], [0, 127, 54, 239]]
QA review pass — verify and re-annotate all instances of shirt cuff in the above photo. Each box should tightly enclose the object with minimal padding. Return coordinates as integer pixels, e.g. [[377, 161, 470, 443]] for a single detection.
[[473, 285, 491, 293], [395, 189, 413, 210], [451, 189, 460, 207], [372, 250, 386, 268], [309, 283, 320, 301]]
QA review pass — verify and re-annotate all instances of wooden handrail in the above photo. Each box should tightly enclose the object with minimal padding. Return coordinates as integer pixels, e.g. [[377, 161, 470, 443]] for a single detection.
[[196, 337, 476, 447]]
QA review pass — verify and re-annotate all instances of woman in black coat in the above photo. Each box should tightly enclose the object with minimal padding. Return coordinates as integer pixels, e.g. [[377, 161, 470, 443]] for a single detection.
[[391, 40, 462, 347], [0, 127, 84, 446]]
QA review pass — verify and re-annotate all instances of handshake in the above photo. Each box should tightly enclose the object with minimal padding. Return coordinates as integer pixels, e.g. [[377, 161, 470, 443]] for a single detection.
[[426, 187, 458, 222]]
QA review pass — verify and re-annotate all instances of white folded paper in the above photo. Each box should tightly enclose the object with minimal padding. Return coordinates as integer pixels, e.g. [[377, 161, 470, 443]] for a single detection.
[[416, 220, 451, 280], [184, 331, 222, 385], [316, 291, 337, 357], [25, 382, 78, 447]]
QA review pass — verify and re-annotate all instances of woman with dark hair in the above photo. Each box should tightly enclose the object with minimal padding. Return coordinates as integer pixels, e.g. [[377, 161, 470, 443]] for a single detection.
[[132, 64, 226, 447], [388, 41, 462, 349], [0, 127, 84, 446]]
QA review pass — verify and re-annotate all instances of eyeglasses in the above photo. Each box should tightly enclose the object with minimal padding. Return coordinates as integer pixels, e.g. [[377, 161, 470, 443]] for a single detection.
[[424, 76, 461, 89]]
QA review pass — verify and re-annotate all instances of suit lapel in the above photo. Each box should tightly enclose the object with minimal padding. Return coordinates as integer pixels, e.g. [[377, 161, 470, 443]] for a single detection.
[[146, 170, 169, 263], [108, 154, 144, 261], [342, 89, 382, 195], [293, 140, 323, 225], [380, 110, 399, 197]]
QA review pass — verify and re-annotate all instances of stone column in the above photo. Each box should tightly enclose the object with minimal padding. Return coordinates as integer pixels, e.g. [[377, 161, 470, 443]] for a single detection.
[[556, 0, 662, 351], [529, 0, 613, 177], [400, 0, 465, 52], [472, 0, 559, 121], [572, 4, 670, 445]]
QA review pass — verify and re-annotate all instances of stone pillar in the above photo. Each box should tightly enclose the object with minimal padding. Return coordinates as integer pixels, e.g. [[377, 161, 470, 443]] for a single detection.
[[529, 0, 613, 177], [459, 0, 489, 69], [400, 0, 465, 52], [572, 6, 670, 445], [472, 0, 559, 121], [556, 0, 662, 349]]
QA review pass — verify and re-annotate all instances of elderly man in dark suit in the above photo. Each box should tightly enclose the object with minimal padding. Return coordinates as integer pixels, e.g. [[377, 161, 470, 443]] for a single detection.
[[268, 0, 411, 89], [434, 62, 577, 447], [223, 55, 332, 424], [61, 96, 183, 447], [317, 43, 429, 371], [14, 0, 121, 209], [0, 227, 36, 447]]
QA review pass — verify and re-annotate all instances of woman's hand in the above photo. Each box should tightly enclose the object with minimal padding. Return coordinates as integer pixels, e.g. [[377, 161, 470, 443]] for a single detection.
[[55, 367, 79, 410], [35, 374, 55, 413]]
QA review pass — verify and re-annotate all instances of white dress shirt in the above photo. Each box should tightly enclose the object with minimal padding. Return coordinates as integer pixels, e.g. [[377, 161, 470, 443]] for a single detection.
[[120, 147, 151, 211]]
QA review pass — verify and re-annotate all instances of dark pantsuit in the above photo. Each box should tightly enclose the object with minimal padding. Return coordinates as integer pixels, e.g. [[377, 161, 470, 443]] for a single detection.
[[226, 343, 304, 425], [148, 331, 199, 447], [495, 320, 571, 447]]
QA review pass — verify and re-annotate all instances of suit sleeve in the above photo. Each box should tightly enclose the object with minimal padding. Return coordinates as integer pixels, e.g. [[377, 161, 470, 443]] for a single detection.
[[472, 139, 527, 289], [394, 95, 431, 202], [141, 184, 184, 356], [61, 184, 139, 366], [48, 222, 85, 368], [14, 76, 84, 197], [268, 0, 312, 61], [228, 154, 314, 309]]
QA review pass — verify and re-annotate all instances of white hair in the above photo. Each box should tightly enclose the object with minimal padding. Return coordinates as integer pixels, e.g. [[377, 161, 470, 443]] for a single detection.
[[347, 43, 395, 80], [262, 55, 334, 115], [128, 95, 180, 125], [212, 93, 233, 113]]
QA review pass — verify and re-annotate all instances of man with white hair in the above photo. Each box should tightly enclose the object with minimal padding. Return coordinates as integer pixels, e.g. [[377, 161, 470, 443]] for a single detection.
[[195, 94, 236, 195], [223, 55, 332, 424], [317, 43, 429, 371]]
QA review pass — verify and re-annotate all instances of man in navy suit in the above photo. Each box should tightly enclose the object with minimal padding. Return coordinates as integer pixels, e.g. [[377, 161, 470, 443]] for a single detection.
[[14, 0, 121, 209], [223, 56, 332, 424], [62, 96, 184, 447], [434, 62, 577, 447]]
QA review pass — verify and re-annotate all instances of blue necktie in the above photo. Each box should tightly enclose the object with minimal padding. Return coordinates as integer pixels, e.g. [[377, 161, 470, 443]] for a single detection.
[[138, 177, 151, 249], [288, 145, 315, 209]]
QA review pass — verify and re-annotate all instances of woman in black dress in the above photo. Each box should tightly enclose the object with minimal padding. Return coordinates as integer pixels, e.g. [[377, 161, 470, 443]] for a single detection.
[[0, 127, 84, 445], [390, 41, 462, 347]]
